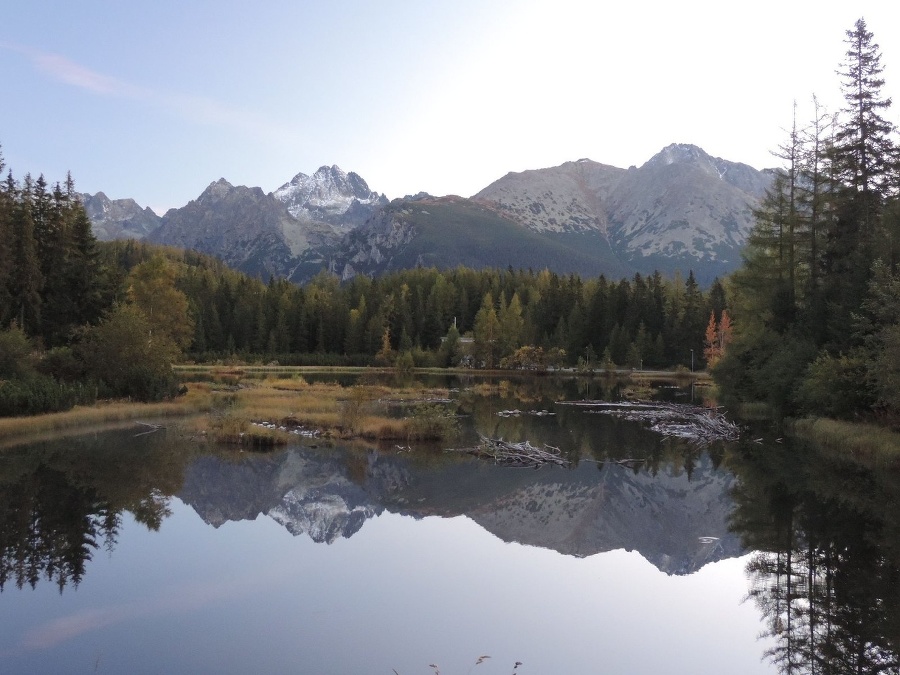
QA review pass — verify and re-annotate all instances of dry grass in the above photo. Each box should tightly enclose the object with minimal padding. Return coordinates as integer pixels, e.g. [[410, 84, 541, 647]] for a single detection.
[[2, 372, 457, 450], [0, 384, 213, 449], [196, 379, 455, 444], [791, 417, 900, 463]]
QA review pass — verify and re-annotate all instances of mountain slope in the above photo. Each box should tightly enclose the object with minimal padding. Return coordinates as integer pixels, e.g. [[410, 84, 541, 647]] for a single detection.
[[273, 164, 387, 234], [605, 143, 770, 280], [82, 144, 770, 284], [474, 158, 626, 234], [329, 196, 633, 280], [79, 192, 162, 241], [471, 143, 770, 284]]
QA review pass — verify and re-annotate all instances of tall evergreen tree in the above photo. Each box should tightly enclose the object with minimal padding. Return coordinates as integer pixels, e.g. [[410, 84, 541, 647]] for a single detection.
[[10, 174, 43, 334], [824, 18, 898, 349]]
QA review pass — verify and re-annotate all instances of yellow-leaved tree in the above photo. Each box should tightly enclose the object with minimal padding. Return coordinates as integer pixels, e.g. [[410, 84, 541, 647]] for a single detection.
[[126, 256, 195, 352]]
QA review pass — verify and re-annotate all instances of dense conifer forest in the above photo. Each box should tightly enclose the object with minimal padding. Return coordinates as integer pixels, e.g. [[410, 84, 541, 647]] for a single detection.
[[0, 141, 729, 414], [715, 18, 900, 426], [4, 17, 897, 431]]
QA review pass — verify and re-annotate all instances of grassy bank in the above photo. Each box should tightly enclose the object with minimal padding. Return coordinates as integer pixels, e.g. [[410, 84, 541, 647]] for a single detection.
[[0, 385, 213, 449], [188, 376, 459, 448], [790, 417, 900, 464], [3, 364, 704, 450]]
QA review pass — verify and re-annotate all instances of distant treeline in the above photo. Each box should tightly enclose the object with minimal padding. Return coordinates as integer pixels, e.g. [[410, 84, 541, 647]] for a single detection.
[[108, 240, 725, 371]]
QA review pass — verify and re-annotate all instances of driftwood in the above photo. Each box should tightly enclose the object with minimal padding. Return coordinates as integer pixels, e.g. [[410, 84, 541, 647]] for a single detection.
[[134, 421, 165, 437], [497, 409, 556, 418], [556, 400, 741, 446], [448, 434, 570, 468]]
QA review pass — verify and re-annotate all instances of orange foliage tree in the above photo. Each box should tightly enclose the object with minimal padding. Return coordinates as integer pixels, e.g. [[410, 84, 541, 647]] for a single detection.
[[703, 310, 733, 368]]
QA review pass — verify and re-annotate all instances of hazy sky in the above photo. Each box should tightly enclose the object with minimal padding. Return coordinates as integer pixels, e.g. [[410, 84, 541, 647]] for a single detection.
[[2, 1, 899, 214]]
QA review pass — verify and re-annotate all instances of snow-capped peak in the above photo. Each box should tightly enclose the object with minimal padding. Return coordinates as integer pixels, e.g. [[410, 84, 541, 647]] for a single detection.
[[272, 165, 388, 233]]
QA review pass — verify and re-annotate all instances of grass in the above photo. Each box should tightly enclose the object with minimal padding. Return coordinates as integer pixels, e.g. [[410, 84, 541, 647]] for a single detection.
[[0, 385, 213, 449], [189, 378, 458, 447], [791, 417, 900, 463], [3, 363, 707, 450]]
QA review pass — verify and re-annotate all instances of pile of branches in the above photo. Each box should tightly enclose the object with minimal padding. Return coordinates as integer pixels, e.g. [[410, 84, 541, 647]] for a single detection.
[[448, 434, 570, 468], [558, 400, 741, 446]]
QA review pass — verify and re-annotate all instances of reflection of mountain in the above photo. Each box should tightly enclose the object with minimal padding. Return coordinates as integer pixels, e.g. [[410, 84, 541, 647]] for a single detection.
[[178, 450, 408, 544], [178, 447, 741, 573], [464, 457, 742, 575]]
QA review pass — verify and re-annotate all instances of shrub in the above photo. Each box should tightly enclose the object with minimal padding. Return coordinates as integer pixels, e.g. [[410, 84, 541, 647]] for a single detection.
[[406, 403, 459, 441], [77, 305, 181, 402], [0, 374, 95, 417], [339, 385, 376, 434], [797, 349, 874, 419], [37, 346, 84, 382], [0, 324, 35, 378]]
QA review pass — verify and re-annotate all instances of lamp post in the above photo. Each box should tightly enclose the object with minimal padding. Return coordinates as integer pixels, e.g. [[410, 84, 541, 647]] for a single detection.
[[690, 349, 694, 373]]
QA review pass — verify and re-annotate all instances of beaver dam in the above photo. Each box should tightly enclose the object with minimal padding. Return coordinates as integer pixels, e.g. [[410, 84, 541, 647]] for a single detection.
[[556, 400, 741, 446]]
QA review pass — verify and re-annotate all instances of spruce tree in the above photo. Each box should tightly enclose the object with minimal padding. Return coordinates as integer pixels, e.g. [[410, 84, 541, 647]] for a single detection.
[[824, 18, 898, 349], [10, 174, 43, 334]]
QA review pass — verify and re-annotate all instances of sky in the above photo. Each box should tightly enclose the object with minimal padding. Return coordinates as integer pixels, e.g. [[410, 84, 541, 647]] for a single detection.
[[2, 1, 900, 215]]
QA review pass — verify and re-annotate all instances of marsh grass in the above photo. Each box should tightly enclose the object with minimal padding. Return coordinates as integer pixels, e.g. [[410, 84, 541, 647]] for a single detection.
[[737, 401, 775, 421], [0, 385, 213, 448], [3, 368, 458, 450], [196, 378, 457, 445], [791, 418, 900, 464]]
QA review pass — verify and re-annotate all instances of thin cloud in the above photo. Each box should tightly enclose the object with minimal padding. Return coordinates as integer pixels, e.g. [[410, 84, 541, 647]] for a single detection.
[[2, 42, 300, 146]]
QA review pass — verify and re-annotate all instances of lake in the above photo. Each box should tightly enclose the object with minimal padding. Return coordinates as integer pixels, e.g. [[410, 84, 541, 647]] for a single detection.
[[1, 375, 898, 674]]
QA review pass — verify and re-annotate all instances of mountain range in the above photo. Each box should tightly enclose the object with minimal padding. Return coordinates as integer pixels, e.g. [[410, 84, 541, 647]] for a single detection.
[[83, 144, 771, 284]]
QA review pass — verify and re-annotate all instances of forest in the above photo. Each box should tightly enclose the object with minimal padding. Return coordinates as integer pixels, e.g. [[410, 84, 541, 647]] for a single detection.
[[714, 18, 900, 426], [4, 16, 899, 431], [0, 144, 727, 415]]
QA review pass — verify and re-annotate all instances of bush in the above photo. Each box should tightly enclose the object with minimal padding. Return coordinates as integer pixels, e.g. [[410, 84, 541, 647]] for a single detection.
[[394, 351, 415, 374], [0, 324, 35, 378], [37, 346, 85, 382], [77, 305, 181, 402], [339, 385, 376, 434], [797, 349, 874, 419], [406, 403, 459, 441], [0, 374, 95, 416]]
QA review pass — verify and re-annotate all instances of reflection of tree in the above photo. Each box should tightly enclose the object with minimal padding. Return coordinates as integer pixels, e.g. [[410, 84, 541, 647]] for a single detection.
[[0, 466, 118, 591], [0, 430, 190, 592], [729, 442, 900, 673]]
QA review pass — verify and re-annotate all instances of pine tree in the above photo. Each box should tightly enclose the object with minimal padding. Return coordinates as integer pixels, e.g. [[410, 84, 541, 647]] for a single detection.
[[824, 18, 898, 348], [0, 157, 13, 324], [10, 174, 43, 334]]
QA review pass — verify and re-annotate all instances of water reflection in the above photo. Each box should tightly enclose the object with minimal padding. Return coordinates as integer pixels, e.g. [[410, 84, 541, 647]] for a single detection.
[[176, 445, 742, 574], [728, 441, 900, 673], [0, 428, 189, 592], [2, 377, 900, 674]]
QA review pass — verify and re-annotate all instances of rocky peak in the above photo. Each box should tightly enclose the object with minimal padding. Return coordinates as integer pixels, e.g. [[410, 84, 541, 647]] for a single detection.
[[643, 144, 769, 196], [198, 178, 237, 204], [647, 143, 711, 166], [272, 164, 387, 234], [79, 191, 162, 241]]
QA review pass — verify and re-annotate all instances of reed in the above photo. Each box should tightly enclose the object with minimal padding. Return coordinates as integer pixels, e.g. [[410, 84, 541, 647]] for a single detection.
[[791, 418, 900, 462], [2, 375, 458, 449], [0, 384, 212, 446]]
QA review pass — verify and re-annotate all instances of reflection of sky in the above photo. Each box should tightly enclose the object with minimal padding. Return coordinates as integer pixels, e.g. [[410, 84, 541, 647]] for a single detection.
[[0, 500, 772, 675]]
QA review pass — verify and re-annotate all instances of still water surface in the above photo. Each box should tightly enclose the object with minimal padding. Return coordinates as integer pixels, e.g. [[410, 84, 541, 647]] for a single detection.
[[1, 376, 897, 674]]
